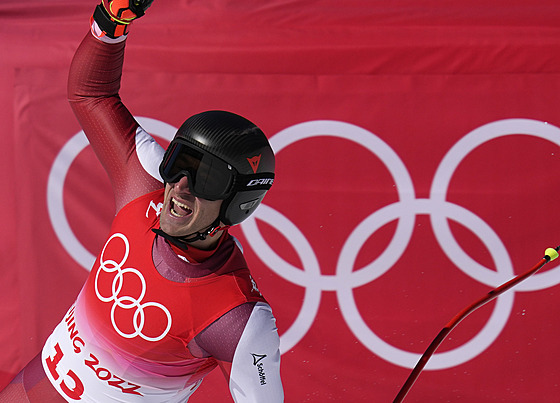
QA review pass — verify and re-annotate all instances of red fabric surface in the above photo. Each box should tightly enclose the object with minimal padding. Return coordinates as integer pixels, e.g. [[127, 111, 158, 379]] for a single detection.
[[1, 1, 560, 401]]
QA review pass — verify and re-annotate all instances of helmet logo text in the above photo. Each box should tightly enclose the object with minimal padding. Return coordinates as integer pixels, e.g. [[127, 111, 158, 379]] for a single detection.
[[247, 178, 274, 187]]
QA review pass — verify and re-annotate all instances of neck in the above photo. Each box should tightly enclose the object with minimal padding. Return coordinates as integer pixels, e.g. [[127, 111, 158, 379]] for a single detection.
[[152, 218, 229, 251], [187, 229, 225, 250]]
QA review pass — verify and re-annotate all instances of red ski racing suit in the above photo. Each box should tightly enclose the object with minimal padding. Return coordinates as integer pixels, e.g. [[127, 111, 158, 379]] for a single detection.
[[36, 22, 283, 403]]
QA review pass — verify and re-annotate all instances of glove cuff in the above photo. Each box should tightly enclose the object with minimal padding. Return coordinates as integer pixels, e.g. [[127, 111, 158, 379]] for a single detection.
[[92, 3, 131, 39]]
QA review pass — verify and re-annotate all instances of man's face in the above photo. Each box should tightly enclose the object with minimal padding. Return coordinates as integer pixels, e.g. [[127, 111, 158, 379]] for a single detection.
[[159, 175, 223, 240]]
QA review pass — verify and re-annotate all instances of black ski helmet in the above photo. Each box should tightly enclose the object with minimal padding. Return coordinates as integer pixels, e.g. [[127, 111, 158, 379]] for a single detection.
[[159, 110, 275, 226]]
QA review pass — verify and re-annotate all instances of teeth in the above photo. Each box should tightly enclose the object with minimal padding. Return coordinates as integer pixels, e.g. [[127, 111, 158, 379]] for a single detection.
[[170, 209, 182, 218], [172, 198, 191, 210], [171, 197, 192, 217]]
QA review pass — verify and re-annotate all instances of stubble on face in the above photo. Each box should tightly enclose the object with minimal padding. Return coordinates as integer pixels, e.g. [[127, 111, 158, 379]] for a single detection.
[[159, 181, 223, 247]]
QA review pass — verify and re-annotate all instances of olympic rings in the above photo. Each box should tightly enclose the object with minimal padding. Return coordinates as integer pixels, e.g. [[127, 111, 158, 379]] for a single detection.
[[240, 118, 560, 369], [48, 117, 560, 369], [94, 233, 172, 342]]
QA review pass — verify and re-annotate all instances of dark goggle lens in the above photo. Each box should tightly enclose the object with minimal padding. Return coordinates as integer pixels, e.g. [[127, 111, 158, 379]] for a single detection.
[[160, 140, 235, 200]]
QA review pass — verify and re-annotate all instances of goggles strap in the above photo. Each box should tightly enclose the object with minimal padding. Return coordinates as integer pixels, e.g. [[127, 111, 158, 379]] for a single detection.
[[234, 172, 275, 192]]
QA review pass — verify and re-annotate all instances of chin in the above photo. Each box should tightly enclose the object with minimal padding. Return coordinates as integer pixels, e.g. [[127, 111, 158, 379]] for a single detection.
[[159, 220, 183, 237]]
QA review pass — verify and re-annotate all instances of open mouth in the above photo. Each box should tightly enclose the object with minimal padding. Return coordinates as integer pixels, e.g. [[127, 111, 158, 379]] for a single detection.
[[170, 197, 193, 218]]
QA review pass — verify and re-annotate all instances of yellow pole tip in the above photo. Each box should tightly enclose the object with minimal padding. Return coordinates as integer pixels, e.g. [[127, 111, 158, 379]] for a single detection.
[[545, 248, 559, 261]]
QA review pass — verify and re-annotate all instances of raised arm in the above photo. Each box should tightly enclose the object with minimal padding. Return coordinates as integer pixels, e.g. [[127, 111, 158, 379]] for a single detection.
[[67, 1, 162, 212]]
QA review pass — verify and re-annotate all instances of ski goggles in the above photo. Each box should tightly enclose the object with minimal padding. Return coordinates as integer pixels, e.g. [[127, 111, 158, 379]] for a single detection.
[[159, 138, 274, 201]]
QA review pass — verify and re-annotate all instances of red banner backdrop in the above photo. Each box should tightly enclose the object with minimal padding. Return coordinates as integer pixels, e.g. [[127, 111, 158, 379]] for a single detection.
[[2, 1, 560, 402]]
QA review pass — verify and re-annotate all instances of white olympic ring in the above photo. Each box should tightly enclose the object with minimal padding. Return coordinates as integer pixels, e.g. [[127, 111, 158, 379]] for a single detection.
[[94, 233, 172, 342], [48, 116, 560, 369], [240, 118, 560, 369]]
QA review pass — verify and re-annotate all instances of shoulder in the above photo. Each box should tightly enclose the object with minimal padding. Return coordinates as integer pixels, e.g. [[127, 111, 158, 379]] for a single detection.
[[235, 302, 279, 346], [113, 189, 164, 229]]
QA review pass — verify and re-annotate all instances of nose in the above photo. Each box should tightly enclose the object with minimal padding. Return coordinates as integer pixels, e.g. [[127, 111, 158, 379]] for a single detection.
[[173, 175, 192, 193]]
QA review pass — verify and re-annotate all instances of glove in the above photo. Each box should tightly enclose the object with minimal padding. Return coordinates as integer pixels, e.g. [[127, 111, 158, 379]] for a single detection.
[[93, 0, 154, 38]]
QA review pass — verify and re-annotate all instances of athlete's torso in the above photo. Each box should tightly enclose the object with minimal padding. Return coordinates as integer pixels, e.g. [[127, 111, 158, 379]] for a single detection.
[[42, 190, 266, 401]]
